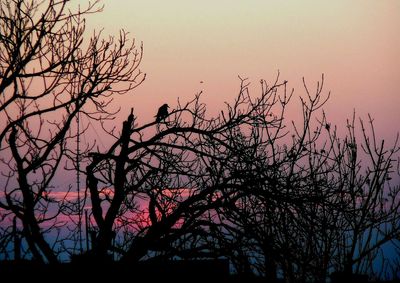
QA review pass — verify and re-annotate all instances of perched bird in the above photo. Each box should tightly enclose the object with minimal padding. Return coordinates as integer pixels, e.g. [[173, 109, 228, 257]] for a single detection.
[[155, 103, 169, 122], [325, 123, 331, 131]]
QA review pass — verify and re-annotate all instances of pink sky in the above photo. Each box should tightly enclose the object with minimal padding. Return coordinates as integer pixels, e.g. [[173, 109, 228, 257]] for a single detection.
[[80, 0, 400, 143], [2, 1, 398, 191], [1, 1, 399, 248], [1, 1, 399, 256]]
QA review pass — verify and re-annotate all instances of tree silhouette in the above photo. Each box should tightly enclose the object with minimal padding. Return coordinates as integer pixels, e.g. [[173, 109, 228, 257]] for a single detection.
[[205, 81, 400, 282], [0, 2, 399, 283], [84, 77, 289, 261], [0, 0, 144, 263], [83, 74, 400, 282]]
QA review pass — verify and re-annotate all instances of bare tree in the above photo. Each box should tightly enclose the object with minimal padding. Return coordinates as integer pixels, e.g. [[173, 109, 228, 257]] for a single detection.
[[1, 3, 398, 282], [81, 70, 400, 282], [83, 76, 290, 261], [0, 0, 144, 263], [325, 114, 400, 277], [197, 77, 400, 282]]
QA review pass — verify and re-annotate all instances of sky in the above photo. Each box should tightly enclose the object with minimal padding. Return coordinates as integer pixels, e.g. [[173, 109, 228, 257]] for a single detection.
[[2, 0, 398, 191], [1, 0, 399, 264], [1, 0, 397, 193], [81, 0, 400, 144]]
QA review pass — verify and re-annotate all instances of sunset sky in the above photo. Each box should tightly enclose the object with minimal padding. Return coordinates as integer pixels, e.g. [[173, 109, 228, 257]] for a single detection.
[[1, 0, 399, 267], [83, 0, 400, 141]]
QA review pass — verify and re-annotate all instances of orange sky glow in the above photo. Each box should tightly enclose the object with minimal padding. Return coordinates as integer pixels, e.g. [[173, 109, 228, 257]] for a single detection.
[[2, 1, 398, 191], [79, 0, 400, 144]]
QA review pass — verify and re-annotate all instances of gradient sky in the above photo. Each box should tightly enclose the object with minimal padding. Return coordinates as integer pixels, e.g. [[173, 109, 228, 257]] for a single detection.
[[1, 1, 399, 260], [82, 0, 399, 141]]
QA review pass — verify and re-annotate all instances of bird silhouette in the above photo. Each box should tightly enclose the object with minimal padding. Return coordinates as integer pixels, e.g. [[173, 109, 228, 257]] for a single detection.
[[325, 123, 331, 131], [155, 103, 169, 122]]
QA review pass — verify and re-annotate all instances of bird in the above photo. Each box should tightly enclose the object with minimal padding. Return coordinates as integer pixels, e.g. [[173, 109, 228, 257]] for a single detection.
[[325, 123, 331, 131], [155, 103, 169, 123]]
